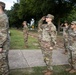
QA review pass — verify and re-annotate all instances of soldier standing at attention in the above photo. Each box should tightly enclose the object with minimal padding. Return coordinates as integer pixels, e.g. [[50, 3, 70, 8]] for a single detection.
[[0, 1, 10, 75], [38, 14, 57, 75], [66, 21, 76, 73], [62, 21, 69, 54], [22, 21, 28, 48]]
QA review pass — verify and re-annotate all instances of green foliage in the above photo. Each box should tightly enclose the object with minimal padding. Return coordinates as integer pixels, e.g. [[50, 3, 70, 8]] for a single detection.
[[7, 3, 22, 28], [18, 0, 75, 19], [19, 0, 55, 20], [67, 8, 76, 22], [6, 0, 76, 29]]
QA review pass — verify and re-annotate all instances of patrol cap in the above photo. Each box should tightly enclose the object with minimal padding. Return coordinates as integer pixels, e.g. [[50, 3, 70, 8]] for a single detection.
[[46, 14, 54, 20], [71, 21, 76, 25]]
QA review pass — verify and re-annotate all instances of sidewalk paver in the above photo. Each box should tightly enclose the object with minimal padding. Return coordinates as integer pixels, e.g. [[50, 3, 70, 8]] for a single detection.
[[8, 49, 68, 69]]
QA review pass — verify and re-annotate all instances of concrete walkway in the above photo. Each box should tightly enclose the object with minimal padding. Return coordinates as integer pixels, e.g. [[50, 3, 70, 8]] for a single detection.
[[8, 49, 69, 69]]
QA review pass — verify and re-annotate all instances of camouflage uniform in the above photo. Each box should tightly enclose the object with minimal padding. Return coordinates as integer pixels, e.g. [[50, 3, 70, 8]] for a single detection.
[[0, 13, 10, 75], [38, 17, 57, 71], [38, 17, 46, 44], [23, 25, 28, 47], [38, 19, 43, 42], [63, 27, 69, 52], [67, 26, 76, 70], [38, 19, 43, 52]]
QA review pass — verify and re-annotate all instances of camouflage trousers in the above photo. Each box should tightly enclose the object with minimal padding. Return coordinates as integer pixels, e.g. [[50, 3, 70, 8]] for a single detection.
[[68, 50, 76, 69], [40, 41, 53, 71], [38, 34, 42, 47], [63, 38, 68, 51], [0, 50, 9, 75], [24, 34, 28, 47]]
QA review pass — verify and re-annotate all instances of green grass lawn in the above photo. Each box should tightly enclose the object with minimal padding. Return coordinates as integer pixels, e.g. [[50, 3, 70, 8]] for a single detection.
[[9, 66, 76, 75], [10, 29, 39, 49]]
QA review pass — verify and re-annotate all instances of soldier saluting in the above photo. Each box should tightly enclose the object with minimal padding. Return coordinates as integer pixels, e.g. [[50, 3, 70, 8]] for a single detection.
[[38, 14, 57, 75], [66, 21, 76, 73], [22, 21, 28, 48], [62, 21, 69, 54]]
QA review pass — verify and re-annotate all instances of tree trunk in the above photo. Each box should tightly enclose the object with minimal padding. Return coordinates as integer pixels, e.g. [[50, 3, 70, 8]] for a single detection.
[[58, 18, 61, 33]]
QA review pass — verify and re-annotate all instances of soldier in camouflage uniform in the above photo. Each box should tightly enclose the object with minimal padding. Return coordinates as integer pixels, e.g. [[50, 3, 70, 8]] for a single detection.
[[66, 21, 76, 73], [62, 21, 69, 54], [38, 14, 57, 75], [0, 1, 10, 75], [22, 21, 28, 48]]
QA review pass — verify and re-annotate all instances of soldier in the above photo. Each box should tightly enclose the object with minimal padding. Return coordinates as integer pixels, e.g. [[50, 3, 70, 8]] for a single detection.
[[38, 14, 57, 75], [66, 21, 76, 73], [62, 21, 69, 54], [22, 21, 28, 48], [0, 1, 10, 75]]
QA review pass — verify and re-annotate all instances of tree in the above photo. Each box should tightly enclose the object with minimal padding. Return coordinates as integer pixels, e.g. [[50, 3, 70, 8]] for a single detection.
[[67, 7, 76, 22], [7, 0, 76, 29], [52, 0, 73, 31], [8, 3, 22, 28]]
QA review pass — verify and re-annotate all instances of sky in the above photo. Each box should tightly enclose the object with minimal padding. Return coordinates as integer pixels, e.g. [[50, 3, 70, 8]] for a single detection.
[[0, 0, 17, 10]]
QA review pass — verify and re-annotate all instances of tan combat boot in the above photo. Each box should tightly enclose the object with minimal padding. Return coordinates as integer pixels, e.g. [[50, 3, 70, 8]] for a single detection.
[[69, 69, 76, 73], [44, 70, 53, 75], [66, 68, 72, 72]]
